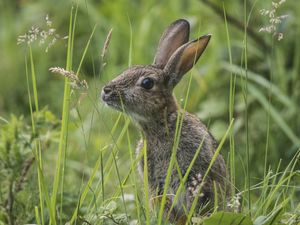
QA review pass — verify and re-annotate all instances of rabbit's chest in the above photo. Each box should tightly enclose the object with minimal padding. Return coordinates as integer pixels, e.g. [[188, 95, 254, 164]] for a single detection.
[[136, 139, 180, 191]]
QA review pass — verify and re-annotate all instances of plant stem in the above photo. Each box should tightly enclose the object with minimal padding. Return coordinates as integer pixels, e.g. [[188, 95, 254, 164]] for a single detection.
[[200, 0, 269, 50]]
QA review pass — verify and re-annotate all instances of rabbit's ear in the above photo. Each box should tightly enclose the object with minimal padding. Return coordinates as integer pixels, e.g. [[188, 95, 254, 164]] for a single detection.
[[164, 34, 211, 88], [153, 19, 190, 69]]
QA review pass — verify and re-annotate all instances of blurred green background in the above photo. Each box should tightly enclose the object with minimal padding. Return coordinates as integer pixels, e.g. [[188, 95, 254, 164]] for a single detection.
[[0, 0, 299, 224]]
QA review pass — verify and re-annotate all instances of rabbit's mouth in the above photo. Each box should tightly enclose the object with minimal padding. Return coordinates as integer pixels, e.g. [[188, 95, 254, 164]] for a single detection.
[[104, 101, 123, 111], [102, 94, 121, 110], [101, 88, 124, 111]]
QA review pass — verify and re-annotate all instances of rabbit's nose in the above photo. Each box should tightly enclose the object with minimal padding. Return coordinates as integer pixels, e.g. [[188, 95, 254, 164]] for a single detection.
[[101, 85, 113, 101], [103, 86, 112, 95]]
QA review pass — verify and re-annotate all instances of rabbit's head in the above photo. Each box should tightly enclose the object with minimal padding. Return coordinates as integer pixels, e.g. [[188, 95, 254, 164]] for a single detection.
[[102, 19, 210, 122]]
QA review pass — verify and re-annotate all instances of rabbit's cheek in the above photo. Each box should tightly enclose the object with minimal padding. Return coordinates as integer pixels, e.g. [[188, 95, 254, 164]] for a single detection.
[[129, 112, 148, 122]]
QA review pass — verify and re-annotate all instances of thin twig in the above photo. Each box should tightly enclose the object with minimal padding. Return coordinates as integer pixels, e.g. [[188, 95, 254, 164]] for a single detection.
[[200, 0, 270, 50], [78, 216, 93, 225], [15, 156, 35, 193], [7, 180, 14, 225], [100, 28, 113, 72], [101, 28, 113, 61]]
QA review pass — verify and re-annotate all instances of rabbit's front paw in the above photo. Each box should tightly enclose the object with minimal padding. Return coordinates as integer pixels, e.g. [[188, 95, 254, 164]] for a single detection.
[[188, 173, 205, 199]]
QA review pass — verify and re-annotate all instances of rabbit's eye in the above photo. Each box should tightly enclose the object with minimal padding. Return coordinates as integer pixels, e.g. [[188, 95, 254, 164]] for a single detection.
[[141, 77, 154, 90]]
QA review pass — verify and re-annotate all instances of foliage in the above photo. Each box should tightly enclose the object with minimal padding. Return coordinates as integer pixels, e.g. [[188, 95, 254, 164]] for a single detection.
[[0, 0, 299, 224], [0, 109, 60, 225]]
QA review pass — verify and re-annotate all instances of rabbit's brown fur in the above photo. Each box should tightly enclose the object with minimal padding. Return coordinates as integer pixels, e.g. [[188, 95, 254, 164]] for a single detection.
[[102, 19, 229, 224]]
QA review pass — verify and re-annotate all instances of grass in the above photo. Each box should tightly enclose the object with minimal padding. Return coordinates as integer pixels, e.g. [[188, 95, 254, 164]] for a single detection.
[[0, 0, 299, 224], [27, 46, 56, 225]]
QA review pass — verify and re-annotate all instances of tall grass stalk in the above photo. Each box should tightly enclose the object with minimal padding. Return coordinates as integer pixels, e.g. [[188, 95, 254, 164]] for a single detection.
[[248, 84, 300, 145], [25, 52, 44, 225], [66, 24, 97, 220], [110, 118, 130, 222], [34, 206, 42, 225], [292, 23, 300, 100], [60, 5, 102, 224], [86, 113, 123, 211], [69, 146, 107, 224], [156, 67, 196, 225], [263, 36, 274, 211], [242, 0, 251, 213], [124, 15, 142, 215], [222, 63, 296, 109], [166, 68, 219, 218], [51, 5, 77, 223], [253, 150, 299, 218], [26, 47, 57, 225], [222, 2, 236, 198], [167, 135, 207, 219], [143, 140, 151, 225], [110, 135, 144, 197], [127, 16, 133, 67], [29, 47, 39, 112], [223, 64, 300, 146], [156, 110, 182, 225], [186, 119, 234, 223], [126, 130, 142, 223]]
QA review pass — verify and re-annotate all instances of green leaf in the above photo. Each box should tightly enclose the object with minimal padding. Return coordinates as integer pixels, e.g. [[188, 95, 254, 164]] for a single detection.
[[254, 207, 284, 225], [202, 212, 253, 225], [222, 62, 296, 111], [254, 216, 268, 225]]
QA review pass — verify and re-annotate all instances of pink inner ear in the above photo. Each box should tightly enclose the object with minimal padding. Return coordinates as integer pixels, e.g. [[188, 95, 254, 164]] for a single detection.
[[176, 46, 198, 74], [175, 37, 210, 76]]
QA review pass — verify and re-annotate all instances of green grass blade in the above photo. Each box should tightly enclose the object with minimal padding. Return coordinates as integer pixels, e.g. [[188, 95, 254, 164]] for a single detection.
[[126, 129, 142, 223], [158, 60, 202, 224], [37, 163, 57, 225], [69, 147, 106, 224], [35, 206, 42, 225], [76, 24, 97, 75], [29, 46, 39, 112], [51, 5, 77, 219], [110, 118, 130, 223], [167, 135, 206, 219], [222, 63, 296, 110], [243, 0, 251, 212], [223, 2, 236, 197], [157, 111, 183, 225], [143, 140, 151, 225], [248, 84, 300, 145], [186, 119, 234, 223], [25, 54, 44, 225], [127, 16, 133, 67]]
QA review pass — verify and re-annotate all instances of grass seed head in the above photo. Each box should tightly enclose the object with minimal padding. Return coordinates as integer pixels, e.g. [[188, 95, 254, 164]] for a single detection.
[[259, 0, 288, 41], [49, 67, 89, 90], [17, 14, 68, 52]]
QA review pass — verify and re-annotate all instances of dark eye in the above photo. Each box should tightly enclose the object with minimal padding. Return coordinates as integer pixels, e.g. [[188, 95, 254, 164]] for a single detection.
[[141, 77, 154, 90]]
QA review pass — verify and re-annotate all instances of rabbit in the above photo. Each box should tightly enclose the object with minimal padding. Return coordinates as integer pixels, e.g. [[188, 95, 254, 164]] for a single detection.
[[101, 19, 229, 224]]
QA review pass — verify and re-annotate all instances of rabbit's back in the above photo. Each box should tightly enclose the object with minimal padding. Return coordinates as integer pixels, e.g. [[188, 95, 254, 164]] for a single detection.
[[136, 111, 228, 217]]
